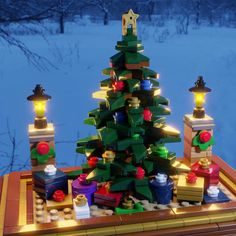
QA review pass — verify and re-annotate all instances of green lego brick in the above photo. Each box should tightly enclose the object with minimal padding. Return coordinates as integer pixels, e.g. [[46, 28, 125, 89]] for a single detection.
[[131, 144, 147, 163], [116, 137, 143, 151], [84, 117, 96, 126], [66, 169, 83, 179], [100, 78, 113, 88], [135, 179, 153, 202], [102, 68, 132, 80], [151, 144, 168, 157], [98, 127, 118, 145], [128, 113, 144, 127], [148, 105, 171, 116], [141, 68, 159, 79], [125, 52, 149, 65], [76, 146, 85, 154], [117, 39, 142, 47], [116, 44, 144, 53], [102, 67, 114, 76], [110, 52, 124, 65], [77, 135, 100, 146], [126, 79, 140, 92], [96, 162, 111, 170], [123, 29, 138, 41], [86, 167, 111, 182], [153, 96, 169, 106], [111, 162, 137, 176], [115, 202, 144, 215], [110, 177, 134, 191], [127, 108, 144, 127], [155, 136, 181, 144], [107, 93, 126, 111], [143, 160, 154, 174], [150, 78, 159, 87], [30, 147, 55, 164], [152, 117, 166, 125]]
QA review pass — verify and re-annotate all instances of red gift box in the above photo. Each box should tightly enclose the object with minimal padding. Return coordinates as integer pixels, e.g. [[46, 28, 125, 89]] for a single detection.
[[94, 184, 123, 207], [191, 161, 219, 190]]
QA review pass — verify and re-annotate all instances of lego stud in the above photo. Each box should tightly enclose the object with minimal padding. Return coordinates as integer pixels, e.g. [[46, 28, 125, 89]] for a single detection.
[[189, 76, 211, 119], [207, 186, 219, 198], [135, 167, 145, 179], [186, 172, 198, 184], [112, 80, 125, 91], [140, 80, 152, 91], [88, 156, 99, 168], [122, 9, 139, 36], [155, 173, 167, 184], [114, 111, 126, 124], [37, 142, 50, 155], [44, 164, 57, 176], [78, 173, 89, 185], [102, 150, 115, 163], [199, 131, 212, 143], [199, 158, 210, 169], [143, 108, 152, 121], [128, 97, 140, 108], [27, 84, 51, 129], [74, 194, 87, 207], [53, 190, 65, 202], [122, 197, 134, 209]]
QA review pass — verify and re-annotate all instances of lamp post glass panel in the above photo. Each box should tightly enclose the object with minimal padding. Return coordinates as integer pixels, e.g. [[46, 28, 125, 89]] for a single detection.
[[189, 76, 211, 119], [27, 84, 51, 129]]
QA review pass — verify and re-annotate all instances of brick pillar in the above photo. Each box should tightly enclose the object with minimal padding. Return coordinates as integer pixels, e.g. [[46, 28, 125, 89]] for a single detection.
[[184, 114, 214, 165], [28, 123, 55, 173]]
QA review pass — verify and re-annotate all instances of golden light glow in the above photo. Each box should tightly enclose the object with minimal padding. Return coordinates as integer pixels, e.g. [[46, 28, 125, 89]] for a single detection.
[[194, 92, 206, 108], [154, 88, 161, 96], [92, 90, 108, 99], [162, 125, 180, 135], [33, 101, 46, 118]]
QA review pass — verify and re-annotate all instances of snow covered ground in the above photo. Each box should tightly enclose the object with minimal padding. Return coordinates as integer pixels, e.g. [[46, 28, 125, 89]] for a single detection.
[[0, 20, 236, 174]]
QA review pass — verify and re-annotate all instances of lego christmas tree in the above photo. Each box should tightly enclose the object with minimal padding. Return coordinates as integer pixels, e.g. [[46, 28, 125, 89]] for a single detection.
[[76, 9, 181, 203]]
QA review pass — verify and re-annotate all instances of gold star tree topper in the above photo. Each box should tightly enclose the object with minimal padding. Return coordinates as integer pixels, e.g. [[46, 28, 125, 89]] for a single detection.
[[122, 9, 139, 36]]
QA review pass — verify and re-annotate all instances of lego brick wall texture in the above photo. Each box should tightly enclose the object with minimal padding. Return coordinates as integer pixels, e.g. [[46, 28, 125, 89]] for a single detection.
[[1, 159, 236, 236]]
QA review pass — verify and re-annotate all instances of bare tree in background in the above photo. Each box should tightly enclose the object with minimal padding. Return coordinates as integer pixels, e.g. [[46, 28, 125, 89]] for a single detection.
[[85, 0, 113, 25], [51, 0, 77, 34], [0, 0, 57, 70], [0, 120, 29, 175]]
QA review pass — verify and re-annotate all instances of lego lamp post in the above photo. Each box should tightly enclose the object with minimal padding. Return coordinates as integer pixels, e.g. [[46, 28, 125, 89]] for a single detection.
[[184, 76, 214, 165], [27, 84, 51, 129], [189, 76, 211, 119], [27, 85, 56, 173]]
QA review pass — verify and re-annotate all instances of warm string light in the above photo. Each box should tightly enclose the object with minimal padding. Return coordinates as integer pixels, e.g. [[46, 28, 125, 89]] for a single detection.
[[27, 84, 51, 129], [189, 76, 211, 119]]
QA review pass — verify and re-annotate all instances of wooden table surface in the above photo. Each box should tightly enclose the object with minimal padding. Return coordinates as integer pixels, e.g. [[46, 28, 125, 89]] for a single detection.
[[0, 155, 236, 236]]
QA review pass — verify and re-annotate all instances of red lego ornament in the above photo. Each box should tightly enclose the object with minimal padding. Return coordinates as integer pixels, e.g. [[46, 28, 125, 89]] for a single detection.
[[36, 142, 50, 155], [199, 131, 211, 143], [53, 190, 65, 202], [88, 156, 99, 168], [112, 81, 125, 91], [186, 172, 197, 184], [135, 167, 145, 179], [143, 108, 152, 121]]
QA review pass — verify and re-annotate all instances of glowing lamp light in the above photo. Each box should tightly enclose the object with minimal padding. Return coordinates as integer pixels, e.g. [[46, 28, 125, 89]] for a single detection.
[[189, 76, 211, 119], [27, 84, 51, 129]]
